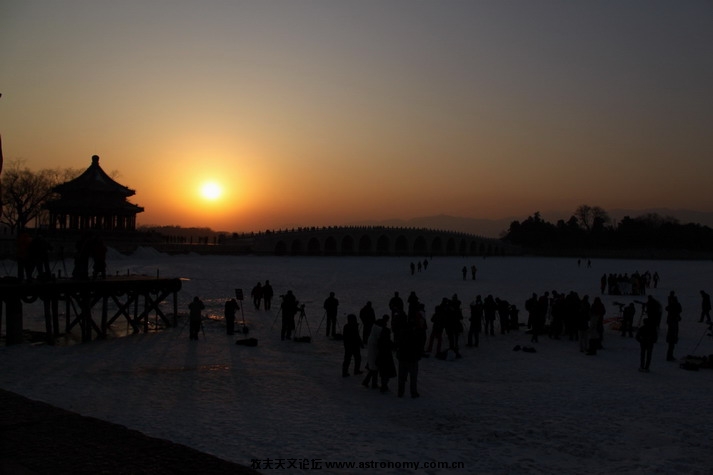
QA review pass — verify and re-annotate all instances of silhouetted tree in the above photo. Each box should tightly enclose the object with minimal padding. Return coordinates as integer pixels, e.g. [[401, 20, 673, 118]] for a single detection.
[[504, 212, 559, 249], [1, 161, 80, 232], [555, 216, 586, 247], [574, 205, 611, 232]]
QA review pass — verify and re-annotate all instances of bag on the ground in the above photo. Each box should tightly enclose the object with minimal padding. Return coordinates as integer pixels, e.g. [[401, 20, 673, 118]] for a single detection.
[[235, 338, 258, 347]]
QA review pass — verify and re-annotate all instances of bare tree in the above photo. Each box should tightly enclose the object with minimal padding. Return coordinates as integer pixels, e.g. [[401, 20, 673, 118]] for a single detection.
[[574, 205, 610, 232], [1, 160, 80, 233]]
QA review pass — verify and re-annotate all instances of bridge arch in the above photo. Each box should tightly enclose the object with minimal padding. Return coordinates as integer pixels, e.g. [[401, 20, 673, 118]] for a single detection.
[[324, 236, 338, 255], [342, 235, 355, 255], [394, 235, 409, 255], [413, 236, 427, 255], [431, 237, 443, 255], [275, 240, 287, 255], [445, 237, 456, 255], [253, 226, 518, 256], [376, 235, 390, 255], [358, 235, 372, 254], [458, 238, 467, 255], [307, 237, 321, 255]]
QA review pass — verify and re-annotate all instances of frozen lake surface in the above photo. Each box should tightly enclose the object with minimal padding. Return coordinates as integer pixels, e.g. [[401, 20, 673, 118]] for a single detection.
[[1, 251, 712, 474]]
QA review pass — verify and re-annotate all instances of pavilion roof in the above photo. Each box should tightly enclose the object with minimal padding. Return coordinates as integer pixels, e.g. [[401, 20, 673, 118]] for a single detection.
[[53, 155, 136, 197]]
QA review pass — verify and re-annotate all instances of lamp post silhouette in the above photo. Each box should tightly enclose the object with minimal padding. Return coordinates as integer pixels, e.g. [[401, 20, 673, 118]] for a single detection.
[[1, 93, 3, 217]]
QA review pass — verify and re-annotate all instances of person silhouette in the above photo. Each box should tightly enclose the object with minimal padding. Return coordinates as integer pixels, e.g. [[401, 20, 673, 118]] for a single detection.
[[323, 291, 339, 338], [280, 291, 298, 340], [665, 292, 682, 361], [263, 280, 274, 310], [224, 298, 239, 335], [251, 282, 263, 310], [342, 314, 362, 377], [636, 318, 658, 372], [188, 296, 205, 341]]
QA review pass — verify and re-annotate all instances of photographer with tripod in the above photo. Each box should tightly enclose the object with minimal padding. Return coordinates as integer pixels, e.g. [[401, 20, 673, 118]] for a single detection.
[[280, 290, 299, 340], [620, 302, 636, 338]]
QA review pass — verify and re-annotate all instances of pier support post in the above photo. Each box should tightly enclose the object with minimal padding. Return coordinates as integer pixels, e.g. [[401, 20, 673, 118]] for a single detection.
[[5, 297, 23, 345]]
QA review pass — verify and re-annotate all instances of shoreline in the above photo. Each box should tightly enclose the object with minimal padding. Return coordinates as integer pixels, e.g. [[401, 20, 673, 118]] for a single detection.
[[0, 389, 260, 474]]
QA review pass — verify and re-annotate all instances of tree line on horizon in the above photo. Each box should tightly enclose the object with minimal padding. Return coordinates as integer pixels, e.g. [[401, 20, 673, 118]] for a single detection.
[[503, 205, 713, 253]]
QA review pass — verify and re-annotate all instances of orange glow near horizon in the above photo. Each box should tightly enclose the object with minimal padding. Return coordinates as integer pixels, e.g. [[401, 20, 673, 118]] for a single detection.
[[2, 3, 713, 235]]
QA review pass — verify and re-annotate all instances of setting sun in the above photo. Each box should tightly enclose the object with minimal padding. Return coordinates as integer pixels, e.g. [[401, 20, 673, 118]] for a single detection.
[[200, 182, 223, 201]]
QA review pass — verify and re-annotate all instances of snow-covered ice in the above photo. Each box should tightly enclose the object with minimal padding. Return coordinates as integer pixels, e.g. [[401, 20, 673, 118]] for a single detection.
[[1, 251, 712, 474]]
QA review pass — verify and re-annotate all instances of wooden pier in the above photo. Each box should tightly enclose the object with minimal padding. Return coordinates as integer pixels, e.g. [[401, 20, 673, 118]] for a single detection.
[[0, 276, 182, 345]]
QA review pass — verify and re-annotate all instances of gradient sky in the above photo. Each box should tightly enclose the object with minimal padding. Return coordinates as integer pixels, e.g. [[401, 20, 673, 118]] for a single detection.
[[2, 1, 712, 233]]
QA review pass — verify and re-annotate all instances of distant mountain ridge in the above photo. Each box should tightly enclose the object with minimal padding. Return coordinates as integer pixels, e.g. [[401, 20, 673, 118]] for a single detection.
[[348, 209, 713, 239]]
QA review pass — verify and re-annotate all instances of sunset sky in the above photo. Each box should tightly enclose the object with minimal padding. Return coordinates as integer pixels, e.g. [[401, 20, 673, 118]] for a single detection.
[[1, 1, 712, 233]]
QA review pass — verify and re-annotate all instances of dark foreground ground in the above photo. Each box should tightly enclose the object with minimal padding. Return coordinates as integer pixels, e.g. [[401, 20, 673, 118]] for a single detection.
[[0, 389, 260, 474]]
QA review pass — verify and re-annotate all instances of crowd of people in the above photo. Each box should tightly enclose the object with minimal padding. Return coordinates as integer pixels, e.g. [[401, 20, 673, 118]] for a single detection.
[[184, 267, 713, 395], [600, 270, 659, 295], [350, 291, 428, 398]]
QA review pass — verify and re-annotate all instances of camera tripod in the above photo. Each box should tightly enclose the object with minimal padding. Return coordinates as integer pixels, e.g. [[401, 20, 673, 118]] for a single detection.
[[294, 304, 312, 339], [316, 311, 343, 337], [177, 316, 206, 340], [270, 305, 283, 330], [689, 323, 713, 355], [235, 288, 247, 333]]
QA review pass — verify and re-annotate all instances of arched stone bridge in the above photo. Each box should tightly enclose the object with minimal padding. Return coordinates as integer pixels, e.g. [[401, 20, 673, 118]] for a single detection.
[[250, 226, 517, 256]]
